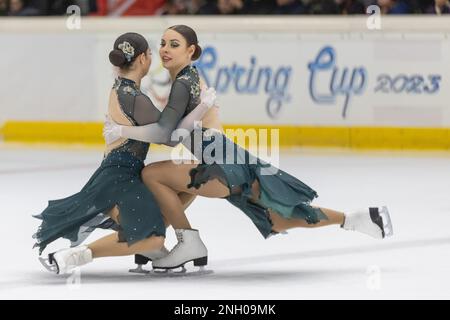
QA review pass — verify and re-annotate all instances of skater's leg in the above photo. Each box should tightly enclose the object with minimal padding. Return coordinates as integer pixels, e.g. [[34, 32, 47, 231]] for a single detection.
[[161, 192, 197, 229], [141, 162, 228, 269], [269, 207, 344, 232], [143, 161, 229, 197], [144, 162, 343, 233], [142, 161, 229, 230], [179, 192, 196, 210], [43, 234, 164, 275], [106, 192, 195, 229], [88, 232, 164, 258], [143, 162, 389, 241], [88, 205, 165, 258], [89, 192, 192, 259], [248, 180, 390, 238], [248, 179, 344, 232]]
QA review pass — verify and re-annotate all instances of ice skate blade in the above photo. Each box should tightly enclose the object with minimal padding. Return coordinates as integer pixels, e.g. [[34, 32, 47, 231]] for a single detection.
[[149, 266, 213, 278], [129, 264, 150, 274], [152, 256, 208, 270], [380, 206, 394, 238], [38, 256, 57, 273]]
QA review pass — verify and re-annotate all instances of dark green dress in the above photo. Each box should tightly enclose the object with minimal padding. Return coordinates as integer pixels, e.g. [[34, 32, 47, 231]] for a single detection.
[[186, 128, 328, 238], [32, 78, 169, 254], [33, 65, 205, 254]]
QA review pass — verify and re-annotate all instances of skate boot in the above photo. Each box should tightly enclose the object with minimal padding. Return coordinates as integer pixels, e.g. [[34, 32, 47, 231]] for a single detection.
[[152, 229, 210, 275], [129, 247, 169, 274], [39, 245, 93, 275], [342, 206, 393, 239]]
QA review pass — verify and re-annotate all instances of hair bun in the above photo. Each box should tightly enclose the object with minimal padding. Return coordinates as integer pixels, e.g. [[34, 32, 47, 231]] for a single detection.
[[109, 49, 126, 67], [192, 44, 202, 61]]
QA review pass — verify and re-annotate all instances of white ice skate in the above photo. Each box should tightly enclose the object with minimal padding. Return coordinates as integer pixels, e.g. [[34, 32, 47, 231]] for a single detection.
[[38, 245, 93, 275], [129, 247, 169, 274], [150, 229, 212, 277], [342, 206, 393, 239]]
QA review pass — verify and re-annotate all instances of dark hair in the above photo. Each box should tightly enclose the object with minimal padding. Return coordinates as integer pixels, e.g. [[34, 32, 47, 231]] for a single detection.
[[109, 32, 149, 68], [168, 25, 202, 61]]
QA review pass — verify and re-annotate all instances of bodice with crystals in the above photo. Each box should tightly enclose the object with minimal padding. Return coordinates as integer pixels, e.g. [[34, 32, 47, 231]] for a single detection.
[[107, 77, 161, 161], [176, 65, 201, 117], [107, 65, 201, 160]]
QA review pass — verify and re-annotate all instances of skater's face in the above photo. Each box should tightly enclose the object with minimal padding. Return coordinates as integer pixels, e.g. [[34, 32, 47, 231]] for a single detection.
[[159, 29, 195, 71]]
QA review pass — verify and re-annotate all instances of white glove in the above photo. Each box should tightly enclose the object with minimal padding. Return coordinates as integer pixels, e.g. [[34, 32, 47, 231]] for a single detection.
[[200, 87, 217, 109], [103, 115, 123, 145]]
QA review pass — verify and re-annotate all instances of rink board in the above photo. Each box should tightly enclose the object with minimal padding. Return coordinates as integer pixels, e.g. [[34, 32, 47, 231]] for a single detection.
[[1, 17, 449, 149]]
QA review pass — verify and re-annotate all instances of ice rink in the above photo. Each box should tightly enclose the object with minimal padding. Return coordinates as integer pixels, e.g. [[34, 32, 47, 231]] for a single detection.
[[1, 144, 449, 300]]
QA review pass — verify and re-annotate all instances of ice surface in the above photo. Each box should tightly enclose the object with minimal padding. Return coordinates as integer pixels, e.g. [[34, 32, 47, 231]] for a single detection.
[[1, 144, 449, 299]]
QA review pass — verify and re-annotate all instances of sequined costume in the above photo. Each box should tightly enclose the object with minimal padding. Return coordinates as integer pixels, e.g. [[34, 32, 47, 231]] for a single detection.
[[33, 65, 206, 254], [186, 128, 328, 238]]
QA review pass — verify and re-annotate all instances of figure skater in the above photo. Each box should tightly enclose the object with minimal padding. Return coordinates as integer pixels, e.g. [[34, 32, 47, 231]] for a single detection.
[[33, 31, 217, 275]]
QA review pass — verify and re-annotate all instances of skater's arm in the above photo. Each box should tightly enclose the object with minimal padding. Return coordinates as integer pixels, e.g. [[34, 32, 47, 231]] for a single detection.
[[164, 87, 217, 147], [104, 82, 216, 145]]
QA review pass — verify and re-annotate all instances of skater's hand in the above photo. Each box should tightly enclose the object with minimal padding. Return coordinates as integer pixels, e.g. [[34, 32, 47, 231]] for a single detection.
[[103, 115, 123, 145], [200, 87, 218, 109]]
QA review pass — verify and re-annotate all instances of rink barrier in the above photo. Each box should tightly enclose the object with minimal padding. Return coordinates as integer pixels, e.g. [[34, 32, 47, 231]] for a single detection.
[[2, 17, 449, 146], [1, 121, 449, 150], [0, 121, 104, 145]]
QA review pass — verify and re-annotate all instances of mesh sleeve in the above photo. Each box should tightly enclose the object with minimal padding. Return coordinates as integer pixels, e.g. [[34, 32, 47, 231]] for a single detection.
[[133, 94, 162, 125], [120, 79, 190, 143]]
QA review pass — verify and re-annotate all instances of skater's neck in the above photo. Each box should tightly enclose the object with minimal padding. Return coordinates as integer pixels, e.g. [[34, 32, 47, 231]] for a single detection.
[[168, 63, 190, 82], [118, 70, 142, 87]]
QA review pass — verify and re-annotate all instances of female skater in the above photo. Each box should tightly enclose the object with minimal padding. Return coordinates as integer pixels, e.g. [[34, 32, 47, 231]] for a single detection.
[[33, 32, 217, 275], [104, 25, 394, 271]]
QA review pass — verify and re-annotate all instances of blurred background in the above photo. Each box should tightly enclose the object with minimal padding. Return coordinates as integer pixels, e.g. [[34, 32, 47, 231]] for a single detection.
[[1, 0, 450, 16], [0, 3, 449, 149]]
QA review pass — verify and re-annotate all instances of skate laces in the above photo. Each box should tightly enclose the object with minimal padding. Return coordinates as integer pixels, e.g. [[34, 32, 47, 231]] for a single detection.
[[166, 231, 184, 255], [176, 231, 184, 244]]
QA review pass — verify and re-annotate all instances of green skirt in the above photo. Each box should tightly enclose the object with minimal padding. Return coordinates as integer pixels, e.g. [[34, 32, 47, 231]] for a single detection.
[[33, 150, 166, 254], [187, 129, 328, 238]]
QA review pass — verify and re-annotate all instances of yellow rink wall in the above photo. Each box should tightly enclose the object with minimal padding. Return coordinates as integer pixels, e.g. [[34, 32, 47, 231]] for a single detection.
[[1, 121, 449, 150]]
